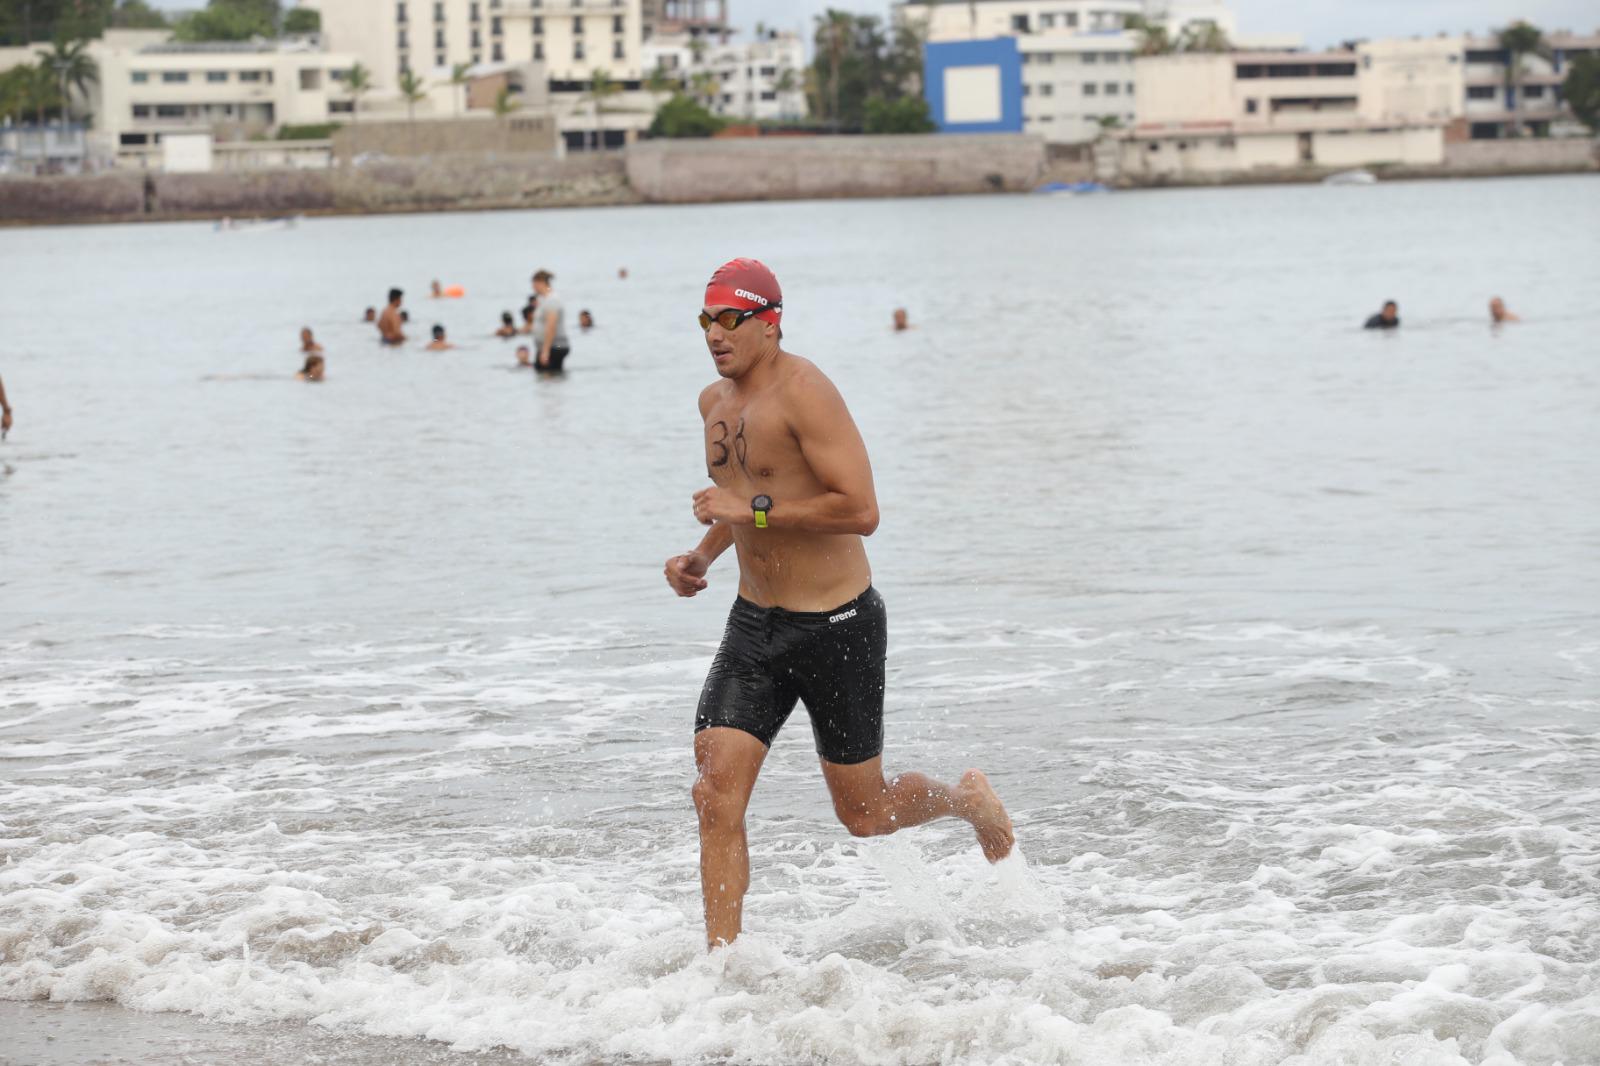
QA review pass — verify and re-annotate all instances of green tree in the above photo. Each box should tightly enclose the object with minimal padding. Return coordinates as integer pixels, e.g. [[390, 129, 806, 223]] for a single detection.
[[646, 62, 678, 94], [345, 60, 371, 121], [583, 67, 622, 149], [1564, 52, 1600, 133], [173, 0, 281, 42], [448, 61, 470, 115], [0, 65, 41, 122], [492, 85, 519, 116], [398, 67, 426, 148], [1497, 20, 1548, 137], [689, 69, 718, 108], [1125, 14, 1175, 56], [283, 6, 320, 34], [110, 0, 169, 29], [648, 92, 723, 137], [687, 36, 707, 65], [37, 37, 97, 127], [1178, 19, 1230, 54], [863, 94, 933, 133]]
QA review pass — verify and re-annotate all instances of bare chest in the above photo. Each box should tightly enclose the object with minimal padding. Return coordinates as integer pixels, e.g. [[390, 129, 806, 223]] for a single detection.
[[703, 401, 802, 488]]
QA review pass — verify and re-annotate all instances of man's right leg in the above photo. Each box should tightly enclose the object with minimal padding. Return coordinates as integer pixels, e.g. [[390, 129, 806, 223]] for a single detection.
[[692, 726, 768, 949]]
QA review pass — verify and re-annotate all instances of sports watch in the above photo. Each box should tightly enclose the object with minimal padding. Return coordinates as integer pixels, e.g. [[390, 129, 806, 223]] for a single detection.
[[751, 494, 773, 529]]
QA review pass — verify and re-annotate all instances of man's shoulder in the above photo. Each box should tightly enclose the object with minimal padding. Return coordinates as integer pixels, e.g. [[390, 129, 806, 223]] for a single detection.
[[697, 379, 728, 415]]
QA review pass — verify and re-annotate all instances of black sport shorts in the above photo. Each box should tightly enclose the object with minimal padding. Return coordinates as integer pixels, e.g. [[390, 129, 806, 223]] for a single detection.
[[538, 345, 570, 372], [695, 587, 886, 765]]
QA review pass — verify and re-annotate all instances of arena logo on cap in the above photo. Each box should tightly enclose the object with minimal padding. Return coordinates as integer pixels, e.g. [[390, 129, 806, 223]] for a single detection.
[[734, 288, 769, 306]]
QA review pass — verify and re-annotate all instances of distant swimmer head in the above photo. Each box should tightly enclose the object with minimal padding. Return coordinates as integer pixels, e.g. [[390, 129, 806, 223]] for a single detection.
[[1489, 296, 1518, 323], [363, 306, 376, 321], [579, 310, 594, 330], [516, 345, 532, 366], [893, 308, 909, 331], [388, 287, 404, 305], [702, 258, 784, 378], [432, 324, 446, 340], [431, 280, 442, 296], [501, 311, 514, 326], [400, 310, 410, 322], [299, 354, 324, 381]]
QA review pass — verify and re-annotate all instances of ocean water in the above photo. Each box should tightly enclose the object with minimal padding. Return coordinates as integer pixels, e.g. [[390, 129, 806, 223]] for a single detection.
[[1, 175, 1598, 1066]]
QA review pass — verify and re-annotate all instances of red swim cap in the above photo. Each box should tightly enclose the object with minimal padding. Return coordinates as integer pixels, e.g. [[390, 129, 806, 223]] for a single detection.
[[705, 258, 783, 325]]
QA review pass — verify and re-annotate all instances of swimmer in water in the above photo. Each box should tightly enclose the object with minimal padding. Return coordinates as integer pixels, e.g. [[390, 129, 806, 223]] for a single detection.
[[515, 345, 533, 367], [378, 288, 406, 345], [1363, 300, 1400, 330], [426, 324, 453, 351], [578, 309, 595, 332], [297, 354, 325, 381], [496, 312, 518, 338], [362, 307, 376, 323], [0, 372, 12, 439], [664, 258, 1015, 950], [430, 279, 443, 299], [1490, 297, 1520, 324], [520, 303, 537, 335], [619, 267, 629, 280], [892, 308, 911, 332], [300, 327, 323, 354]]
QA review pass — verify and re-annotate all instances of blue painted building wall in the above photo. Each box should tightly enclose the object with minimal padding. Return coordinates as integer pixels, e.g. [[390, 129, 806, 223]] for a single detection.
[[923, 38, 1025, 134]]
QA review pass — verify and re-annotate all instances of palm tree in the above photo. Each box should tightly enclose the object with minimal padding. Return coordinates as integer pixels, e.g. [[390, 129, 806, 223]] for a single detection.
[[584, 68, 622, 150], [646, 62, 677, 95], [1497, 20, 1547, 137], [818, 9, 853, 128], [449, 61, 471, 116], [398, 68, 426, 149], [38, 38, 96, 127], [690, 69, 718, 109], [492, 86, 519, 116], [346, 61, 372, 122], [772, 65, 800, 120], [1178, 20, 1230, 54], [1125, 14, 1175, 57]]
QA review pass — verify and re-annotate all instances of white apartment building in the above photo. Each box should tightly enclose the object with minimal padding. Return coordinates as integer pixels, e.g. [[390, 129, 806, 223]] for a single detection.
[[643, 33, 806, 121], [0, 30, 355, 160], [317, 0, 652, 148], [895, 0, 1249, 143]]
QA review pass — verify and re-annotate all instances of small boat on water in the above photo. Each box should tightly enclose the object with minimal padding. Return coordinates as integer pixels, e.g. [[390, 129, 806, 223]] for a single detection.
[[1322, 169, 1377, 186], [1035, 181, 1110, 195], [215, 215, 303, 233]]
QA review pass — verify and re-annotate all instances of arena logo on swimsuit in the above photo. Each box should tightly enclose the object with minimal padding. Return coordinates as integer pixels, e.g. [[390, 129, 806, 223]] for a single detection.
[[734, 289, 769, 306], [829, 608, 858, 624]]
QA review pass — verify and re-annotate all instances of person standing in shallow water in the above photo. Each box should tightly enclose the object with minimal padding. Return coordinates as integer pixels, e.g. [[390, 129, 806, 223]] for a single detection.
[[1364, 300, 1399, 330], [663, 258, 1015, 950]]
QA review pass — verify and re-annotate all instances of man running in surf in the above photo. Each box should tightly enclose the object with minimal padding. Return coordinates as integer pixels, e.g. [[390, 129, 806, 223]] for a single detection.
[[663, 258, 1015, 949]]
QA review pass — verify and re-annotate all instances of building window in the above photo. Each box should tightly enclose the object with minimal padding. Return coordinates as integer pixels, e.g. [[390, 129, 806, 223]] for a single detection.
[[434, 28, 445, 47], [1011, 14, 1030, 32], [1065, 12, 1077, 27], [761, 91, 776, 101], [396, 2, 406, 23], [471, 29, 481, 46], [436, 52, 446, 65], [534, 41, 543, 59], [1126, 82, 1134, 94], [1040, 83, 1053, 96], [613, 15, 623, 32], [470, 2, 480, 19], [1524, 85, 1545, 98], [1105, 82, 1119, 95], [612, 40, 624, 59], [1245, 98, 1258, 113], [532, 16, 542, 33], [132, 104, 150, 117], [162, 71, 188, 83], [1041, 13, 1055, 28], [299, 68, 322, 90], [760, 65, 775, 77], [492, 16, 501, 34], [156, 104, 186, 117], [1103, 52, 1120, 63], [433, 2, 443, 20], [472, 51, 481, 62], [574, 40, 585, 60], [330, 100, 354, 112], [1083, 52, 1098, 64], [206, 70, 227, 82], [573, 16, 583, 34], [1083, 83, 1097, 95], [492, 42, 503, 60], [240, 70, 263, 81], [398, 29, 409, 47], [1466, 86, 1495, 99], [1022, 84, 1031, 96]]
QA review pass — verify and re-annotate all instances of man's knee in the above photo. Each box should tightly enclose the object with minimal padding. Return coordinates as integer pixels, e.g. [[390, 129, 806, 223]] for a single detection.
[[693, 772, 746, 830], [835, 804, 893, 838]]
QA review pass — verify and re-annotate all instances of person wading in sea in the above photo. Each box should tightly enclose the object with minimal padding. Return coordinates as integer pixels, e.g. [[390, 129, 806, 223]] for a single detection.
[[663, 258, 1015, 949]]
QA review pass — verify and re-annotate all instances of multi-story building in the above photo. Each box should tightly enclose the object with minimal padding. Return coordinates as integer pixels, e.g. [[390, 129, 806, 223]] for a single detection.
[[1121, 49, 1447, 176], [643, 32, 806, 122], [642, 0, 728, 40], [897, 0, 1256, 143], [1458, 31, 1599, 138], [0, 29, 356, 162], [318, 0, 651, 148]]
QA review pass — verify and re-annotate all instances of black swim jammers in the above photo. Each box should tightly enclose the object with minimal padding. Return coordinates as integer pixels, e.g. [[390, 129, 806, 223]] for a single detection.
[[696, 587, 887, 765]]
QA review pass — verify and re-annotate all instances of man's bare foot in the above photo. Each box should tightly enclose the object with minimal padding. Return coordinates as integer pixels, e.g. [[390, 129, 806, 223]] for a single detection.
[[957, 769, 1014, 862]]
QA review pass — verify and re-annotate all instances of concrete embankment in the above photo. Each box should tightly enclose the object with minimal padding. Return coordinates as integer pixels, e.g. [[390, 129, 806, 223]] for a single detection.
[[0, 134, 1051, 226]]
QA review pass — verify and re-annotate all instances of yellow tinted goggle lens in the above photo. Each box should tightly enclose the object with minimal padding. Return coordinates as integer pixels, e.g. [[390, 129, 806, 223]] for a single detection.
[[698, 308, 750, 331]]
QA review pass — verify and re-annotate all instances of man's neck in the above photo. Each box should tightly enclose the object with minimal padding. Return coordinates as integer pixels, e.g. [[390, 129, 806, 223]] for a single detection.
[[732, 346, 784, 393]]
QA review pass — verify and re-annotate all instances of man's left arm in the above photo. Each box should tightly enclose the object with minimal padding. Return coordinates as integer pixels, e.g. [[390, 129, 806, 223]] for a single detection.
[[539, 311, 557, 364], [692, 372, 878, 536]]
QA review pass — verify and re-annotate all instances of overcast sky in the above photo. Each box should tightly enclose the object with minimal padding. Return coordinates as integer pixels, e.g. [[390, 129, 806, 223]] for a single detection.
[[734, 0, 1600, 48]]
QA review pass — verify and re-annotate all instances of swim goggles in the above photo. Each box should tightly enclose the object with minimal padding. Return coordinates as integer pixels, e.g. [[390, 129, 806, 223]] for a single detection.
[[698, 303, 781, 332]]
